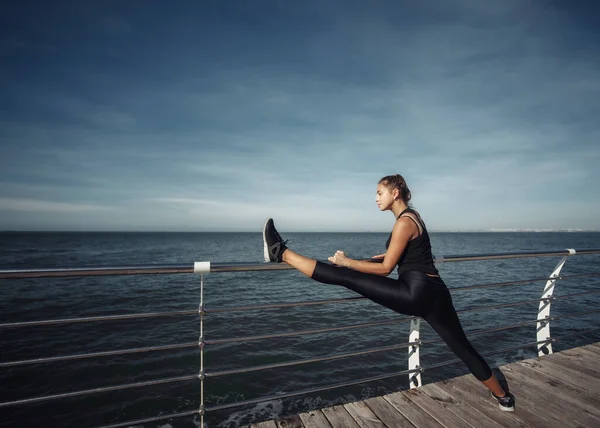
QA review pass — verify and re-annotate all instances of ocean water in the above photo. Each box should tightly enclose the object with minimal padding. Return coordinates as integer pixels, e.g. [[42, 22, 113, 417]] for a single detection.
[[1, 231, 599, 428]]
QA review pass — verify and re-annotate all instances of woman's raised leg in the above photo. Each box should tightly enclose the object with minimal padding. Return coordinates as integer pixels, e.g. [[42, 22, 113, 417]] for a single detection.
[[281, 249, 317, 278]]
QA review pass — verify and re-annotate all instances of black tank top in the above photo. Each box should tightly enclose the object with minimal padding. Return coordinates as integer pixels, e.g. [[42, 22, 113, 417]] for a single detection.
[[385, 208, 439, 276]]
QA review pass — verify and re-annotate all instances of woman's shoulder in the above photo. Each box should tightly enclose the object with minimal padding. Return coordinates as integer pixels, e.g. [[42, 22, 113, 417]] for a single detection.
[[397, 208, 422, 222], [397, 208, 426, 235]]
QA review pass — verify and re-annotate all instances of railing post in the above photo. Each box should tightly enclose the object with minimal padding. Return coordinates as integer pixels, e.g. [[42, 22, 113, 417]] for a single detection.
[[194, 262, 211, 427], [408, 318, 422, 388], [537, 250, 575, 356]]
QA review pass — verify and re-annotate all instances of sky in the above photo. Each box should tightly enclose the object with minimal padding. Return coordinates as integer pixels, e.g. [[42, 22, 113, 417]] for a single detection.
[[1, 0, 599, 232]]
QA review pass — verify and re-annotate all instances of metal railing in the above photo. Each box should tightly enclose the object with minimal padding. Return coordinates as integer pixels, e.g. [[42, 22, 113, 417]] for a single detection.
[[1, 248, 600, 428]]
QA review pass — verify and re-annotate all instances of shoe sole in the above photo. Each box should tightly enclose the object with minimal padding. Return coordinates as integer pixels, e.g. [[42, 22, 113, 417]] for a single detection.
[[263, 219, 270, 262], [491, 392, 514, 412], [499, 405, 515, 412]]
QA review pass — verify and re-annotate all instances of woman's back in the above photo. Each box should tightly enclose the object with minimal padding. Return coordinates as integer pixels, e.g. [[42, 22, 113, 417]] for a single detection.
[[386, 208, 439, 276]]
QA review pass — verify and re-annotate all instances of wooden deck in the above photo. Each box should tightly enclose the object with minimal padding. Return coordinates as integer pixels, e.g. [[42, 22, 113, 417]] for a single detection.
[[245, 342, 600, 428]]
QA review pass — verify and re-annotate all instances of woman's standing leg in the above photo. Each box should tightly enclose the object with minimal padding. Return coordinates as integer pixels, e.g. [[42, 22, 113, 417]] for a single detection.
[[423, 280, 514, 408]]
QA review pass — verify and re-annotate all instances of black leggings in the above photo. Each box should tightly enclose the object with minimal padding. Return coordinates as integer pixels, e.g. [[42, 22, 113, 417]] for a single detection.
[[312, 261, 492, 381]]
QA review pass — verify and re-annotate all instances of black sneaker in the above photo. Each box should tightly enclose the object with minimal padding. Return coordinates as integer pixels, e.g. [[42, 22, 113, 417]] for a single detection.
[[491, 391, 515, 412], [263, 218, 288, 262]]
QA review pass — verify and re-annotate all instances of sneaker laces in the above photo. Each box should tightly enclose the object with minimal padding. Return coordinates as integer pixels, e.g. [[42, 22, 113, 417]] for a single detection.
[[273, 229, 292, 247], [492, 392, 513, 403]]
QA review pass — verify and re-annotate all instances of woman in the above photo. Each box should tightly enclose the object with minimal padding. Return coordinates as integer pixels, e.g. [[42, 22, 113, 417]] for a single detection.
[[262, 174, 515, 411]]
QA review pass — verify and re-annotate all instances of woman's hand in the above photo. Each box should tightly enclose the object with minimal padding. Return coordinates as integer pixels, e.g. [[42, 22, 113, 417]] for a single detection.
[[328, 250, 351, 267]]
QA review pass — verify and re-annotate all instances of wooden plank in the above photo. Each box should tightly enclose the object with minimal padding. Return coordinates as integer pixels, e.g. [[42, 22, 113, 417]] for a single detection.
[[363, 396, 416, 427], [511, 359, 600, 418], [250, 420, 278, 428], [561, 343, 600, 358], [420, 383, 505, 428], [382, 390, 444, 428], [343, 401, 387, 428], [504, 362, 600, 426], [582, 342, 600, 353], [519, 356, 600, 395], [544, 348, 600, 373], [321, 405, 361, 428], [442, 375, 562, 428], [402, 387, 479, 428], [561, 344, 600, 360], [579, 343, 600, 358], [433, 378, 533, 428], [548, 347, 600, 378], [276, 415, 304, 428], [501, 363, 600, 427], [250, 345, 600, 428], [545, 355, 600, 383], [298, 410, 332, 428]]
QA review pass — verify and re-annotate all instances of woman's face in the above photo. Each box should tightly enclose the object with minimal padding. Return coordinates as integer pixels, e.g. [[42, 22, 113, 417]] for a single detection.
[[375, 183, 396, 211]]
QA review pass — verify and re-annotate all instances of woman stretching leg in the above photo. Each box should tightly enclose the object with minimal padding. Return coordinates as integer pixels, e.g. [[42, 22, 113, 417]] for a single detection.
[[262, 174, 515, 411]]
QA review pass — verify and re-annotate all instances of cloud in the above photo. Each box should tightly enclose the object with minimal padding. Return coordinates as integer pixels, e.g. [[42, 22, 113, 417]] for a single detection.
[[1, 0, 599, 230], [0, 198, 117, 213]]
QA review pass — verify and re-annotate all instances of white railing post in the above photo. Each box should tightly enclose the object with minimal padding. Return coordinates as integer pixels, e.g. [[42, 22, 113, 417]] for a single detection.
[[408, 318, 422, 388], [194, 262, 211, 427], [536, 250, 575, 356]]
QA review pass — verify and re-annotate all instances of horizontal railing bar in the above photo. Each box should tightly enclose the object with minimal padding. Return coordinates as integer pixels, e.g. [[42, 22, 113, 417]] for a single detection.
[[206, 296, 364, 313], [205, 317, 414, 345], [423, 340, 547, 372], [208, 304, 600, 346], [1, 316, 542, 371], [0, 342, 199, 368], [559, 272, 600, 280], [459, 298, 546, 313], [555, 290, 600, 299], [452, 272, 600, 293], [204, 367, 420, 413], [0, 261, 316, 278], [0, 374, 198, 408], [466, 319, 540, 337], [206, 330, 600, 414], [0, 310, 199, 329], [1, 249, 599, 278], [451, 276, 553, 292], [205, 333, 595, 414], [551, 309, 600, 321], [96, 410, 199, 428], [0, 265, 196, 279], [435, 249, 600, 262], [174, 273, 600, 316], [4, 319, 596, 408], [0, 289, 546, 331], [455, 291, 600, 314], [205, 338, 562, 413], [207, 341, 420, 378], [207, 311, 598, 346], [0, 283, 587, 331], [205, 325, 600, 414], [205, 279, 550, 314], [207, 316, 585, 378], [206, 319, 542, 378]]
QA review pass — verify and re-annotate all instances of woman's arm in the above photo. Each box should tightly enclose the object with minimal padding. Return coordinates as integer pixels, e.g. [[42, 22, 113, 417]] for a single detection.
[[329, 218, 415, 276]]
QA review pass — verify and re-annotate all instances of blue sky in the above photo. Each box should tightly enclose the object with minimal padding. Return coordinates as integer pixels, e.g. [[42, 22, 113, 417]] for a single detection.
[[1, 0, 599, 232]]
